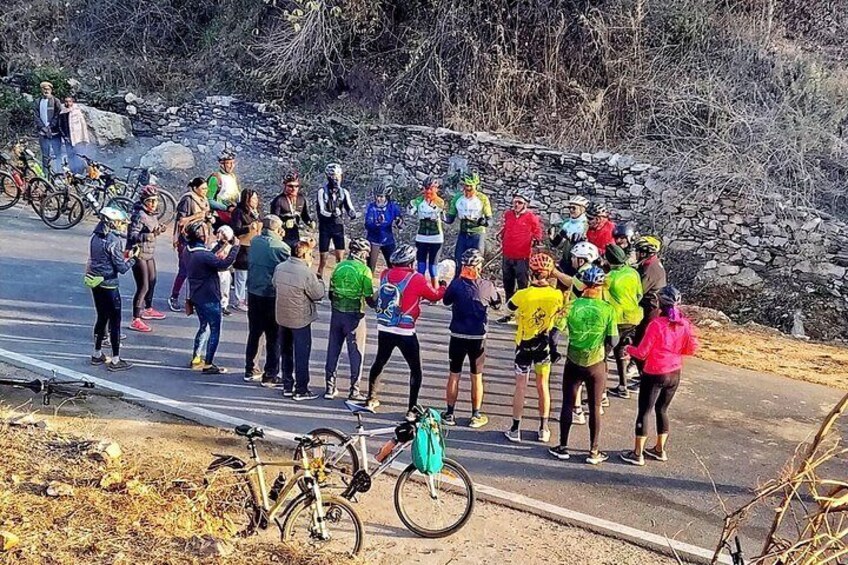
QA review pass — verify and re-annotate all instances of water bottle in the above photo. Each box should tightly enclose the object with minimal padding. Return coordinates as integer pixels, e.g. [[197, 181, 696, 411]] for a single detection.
[[269, 473, 287, 501], [375, 438, 398, 463]]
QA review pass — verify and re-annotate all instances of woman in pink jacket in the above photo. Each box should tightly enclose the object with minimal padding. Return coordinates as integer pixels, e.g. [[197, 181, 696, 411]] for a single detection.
[[620, 286, 699, 466]]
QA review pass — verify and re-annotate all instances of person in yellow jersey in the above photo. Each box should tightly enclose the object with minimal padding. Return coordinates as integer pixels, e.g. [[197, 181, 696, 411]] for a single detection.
[[604, 244, 644, 399], [504, 252, 563, 444]]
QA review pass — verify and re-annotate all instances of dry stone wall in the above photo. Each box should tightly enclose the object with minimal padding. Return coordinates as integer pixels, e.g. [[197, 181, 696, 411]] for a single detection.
[[105, 94, 848, 339]]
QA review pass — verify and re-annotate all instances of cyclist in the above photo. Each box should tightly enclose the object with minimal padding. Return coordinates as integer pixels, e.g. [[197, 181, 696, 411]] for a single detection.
[[365, 244, 447, 419], [408, 176, 446, 287], [549, 266, 618, 465], [87, 207, 139, 372], [446, 171, 493, 277], [550, 195, 589, 248], [270, 170, 313, 250], [631, 235, 667, 378], [621, 286, 699, 466], [504, 252, 563, 444], [442, 248, 502, 428], [585, 202, 616, 255], [169, 177, 213, 312], [206, 150, 240, 227], [604, 244, 643, 399], [613, 222, 638, 265], [497, 189, 543, 324], [230, 189, 263, 312], [128, 185, 168, 333], [186, 221, 240, 374], [316, 163, 358, 280], [325, 238, 376, 401], [364, 184, 404, 273]]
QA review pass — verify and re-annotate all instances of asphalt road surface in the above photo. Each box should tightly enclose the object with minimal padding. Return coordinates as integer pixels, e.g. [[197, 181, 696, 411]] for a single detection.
[[0, 207, 843, 553]]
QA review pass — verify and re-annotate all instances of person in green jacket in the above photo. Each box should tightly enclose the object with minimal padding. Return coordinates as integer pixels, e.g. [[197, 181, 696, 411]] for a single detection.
[[325, 238, 377, 400], [446, 171, 492, 277], [604, 245, 644, 398], [207, 150, 241, 227]]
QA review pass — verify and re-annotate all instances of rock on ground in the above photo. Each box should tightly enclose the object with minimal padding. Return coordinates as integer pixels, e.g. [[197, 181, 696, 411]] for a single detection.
[[79, 105, 134, 146], [140, 141, 196, 172]]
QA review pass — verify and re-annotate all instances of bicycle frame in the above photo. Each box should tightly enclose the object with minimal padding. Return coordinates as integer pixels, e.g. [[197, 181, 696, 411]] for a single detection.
[[341, 412, 412, 478]]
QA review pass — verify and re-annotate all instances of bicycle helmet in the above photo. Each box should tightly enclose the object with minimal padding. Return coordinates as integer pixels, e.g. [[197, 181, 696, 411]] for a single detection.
[[461, 248, 484, 268], [423, 176, 442, 190], [185, 220, 207, 243], [634, 235, 662, 254], [579, 265, 607, 287], [568, 195, 589, 208], [459, 171, 481, 189], [348, 237, 371, 258], [529, 252, 555, 276], [513, 189, 532, 203], [100, 206, 129, 227], [283, 170, 300, 185], [373, 184, 393, 198], [218, 150, 235, 162], [659, 285, 682, 308], [613, 222, 637, 242], [570, 241, 600, 263], [140, 185, 158, 202], [586, 202, 608, 218], [325, 163, 343, 179], [389, 244, 416, 266]]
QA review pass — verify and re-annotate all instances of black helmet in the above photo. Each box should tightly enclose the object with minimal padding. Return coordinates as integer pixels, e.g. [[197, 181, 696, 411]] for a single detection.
[[283, 170, 300, 185], [586, 202, 609, 219], [461, 248, 484, 268], [348, 237, 370, 257], [613, 222, 637, 242], [390, 244, 416, 266], [373, 184, 393, 198], [394, 421, 416, 443], [185, 220, 206, 243], [568, 231, 586, 245], [659, 285, 682, 308]]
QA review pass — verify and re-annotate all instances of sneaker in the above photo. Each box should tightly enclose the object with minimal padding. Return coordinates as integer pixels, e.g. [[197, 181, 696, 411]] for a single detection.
[[572, 410, 586, 425], [90, 354, 107, 365], [609, 385, 631, 399], [102, 333, 126, 347], [601, 394, 610, 407], [107, 359, 132, 372], [324, 388, 337, 400], [243, 371, 262, 382], [497, 314, 514, 324], [644, 447, 668, 462], [236, 301, 249, 312], [586, 451, 609, 465], [538, 428, 551, 443], [222, 307, 232, 317], [625, 364, 640, 378], [168, 296, 182, 312], [504, 428, 522, 443], [620, 451, 646, 466], [293, 391, 319, 402], [261, 379, 279, 388], [141, 308, 166, 320], [202, 364, 227, 375], [468, 414, 489, 429], [129, 318, 152, 333], [190, 356, 203, 370], [282, 389, 294, 398], [365, 398, 381, 410], [348, 391, 367, 402], [548, 445, 570, 460], [441, 412, 457, 426]]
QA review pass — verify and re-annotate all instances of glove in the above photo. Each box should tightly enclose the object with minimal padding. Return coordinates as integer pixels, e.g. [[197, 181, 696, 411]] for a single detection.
[[476, 216, 489, 227], [348, 210, 359, 220]]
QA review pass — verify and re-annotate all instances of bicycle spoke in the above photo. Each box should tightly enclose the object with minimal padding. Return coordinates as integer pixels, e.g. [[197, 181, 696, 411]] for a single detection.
[[283, 496, 362, 556], [395, 459, 475, 537]]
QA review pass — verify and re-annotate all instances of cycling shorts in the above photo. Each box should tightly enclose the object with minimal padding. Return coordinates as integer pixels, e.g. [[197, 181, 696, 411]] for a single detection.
[[514, 333, 551, 375], [448, 336, 486, 374], [318, 222, 345, 253]]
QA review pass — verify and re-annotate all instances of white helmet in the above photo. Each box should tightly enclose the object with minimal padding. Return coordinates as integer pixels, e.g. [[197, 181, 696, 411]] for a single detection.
[[568, 195, 589, 208], [570, 241, 600, 263], [100, 206, 128, 224]]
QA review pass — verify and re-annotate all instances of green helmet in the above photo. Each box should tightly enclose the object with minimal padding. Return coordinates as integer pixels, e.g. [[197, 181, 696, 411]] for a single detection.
[[459, 171, 481, 189]]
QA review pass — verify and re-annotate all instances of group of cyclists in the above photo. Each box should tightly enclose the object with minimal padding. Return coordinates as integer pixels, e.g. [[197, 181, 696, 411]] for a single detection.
[[85, 150, 698, 465]]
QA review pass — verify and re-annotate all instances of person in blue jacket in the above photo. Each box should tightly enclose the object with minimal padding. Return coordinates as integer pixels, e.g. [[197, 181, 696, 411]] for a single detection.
[[364, 184, 404, 273]]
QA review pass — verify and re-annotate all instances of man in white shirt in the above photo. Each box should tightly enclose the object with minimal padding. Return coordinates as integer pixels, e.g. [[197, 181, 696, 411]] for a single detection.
[[33, 81, 63, 173]]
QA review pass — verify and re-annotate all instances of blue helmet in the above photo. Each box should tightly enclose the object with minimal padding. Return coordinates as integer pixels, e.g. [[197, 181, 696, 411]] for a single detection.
[[578, 265, 606, 287]]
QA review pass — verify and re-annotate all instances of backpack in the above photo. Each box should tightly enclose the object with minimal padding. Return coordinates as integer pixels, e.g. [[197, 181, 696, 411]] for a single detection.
[[411, 408, 445, 475], [375, 272, 415, 328]]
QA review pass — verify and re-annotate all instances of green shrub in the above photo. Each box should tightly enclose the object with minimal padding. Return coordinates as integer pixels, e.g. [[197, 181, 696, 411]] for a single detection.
[[24, 66, 72, 99], [0, 85, 32, 137]]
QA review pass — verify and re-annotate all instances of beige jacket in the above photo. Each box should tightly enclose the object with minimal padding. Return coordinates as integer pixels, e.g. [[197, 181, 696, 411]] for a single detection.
[[273, 257, 324, 328]]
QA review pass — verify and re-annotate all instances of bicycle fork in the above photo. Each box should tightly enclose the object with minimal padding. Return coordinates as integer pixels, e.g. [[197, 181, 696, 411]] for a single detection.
[[309, 480, 332, 541]]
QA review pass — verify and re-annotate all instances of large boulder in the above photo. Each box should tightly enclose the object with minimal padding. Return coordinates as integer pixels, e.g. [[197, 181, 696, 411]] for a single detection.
[[79, 105, 133, 146], [140, 141, 196, 172]]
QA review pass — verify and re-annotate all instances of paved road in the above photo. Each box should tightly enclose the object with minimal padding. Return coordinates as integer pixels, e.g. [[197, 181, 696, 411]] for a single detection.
[[0, 208, 844, 552]]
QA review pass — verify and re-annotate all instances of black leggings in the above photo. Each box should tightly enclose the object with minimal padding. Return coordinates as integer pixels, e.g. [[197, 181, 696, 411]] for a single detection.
[[560, 360, 607, 452], [635, 371, 680, 436], [132, 258, 157, 318], [367, 331, 423, 410], [614, 325, 636, 386], [92, 286, 122, 356]]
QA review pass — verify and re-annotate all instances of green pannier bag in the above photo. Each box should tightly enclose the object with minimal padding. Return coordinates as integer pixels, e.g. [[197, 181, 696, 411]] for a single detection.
[[411, 408, 445, 475]]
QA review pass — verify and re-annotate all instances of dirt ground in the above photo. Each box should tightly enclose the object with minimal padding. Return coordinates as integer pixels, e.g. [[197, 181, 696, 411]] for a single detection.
[[0, 364, 677, 565]]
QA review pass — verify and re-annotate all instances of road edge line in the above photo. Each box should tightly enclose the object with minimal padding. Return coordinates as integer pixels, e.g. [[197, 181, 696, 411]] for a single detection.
[[0, 347, 730, 565]]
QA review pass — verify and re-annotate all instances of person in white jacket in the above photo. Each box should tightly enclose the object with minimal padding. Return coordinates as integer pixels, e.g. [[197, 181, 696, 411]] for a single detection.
[[58, 96, 90, 174]]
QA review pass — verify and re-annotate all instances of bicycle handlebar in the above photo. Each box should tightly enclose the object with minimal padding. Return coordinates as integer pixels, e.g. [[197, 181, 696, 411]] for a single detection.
[[0, 376, 96, 406]]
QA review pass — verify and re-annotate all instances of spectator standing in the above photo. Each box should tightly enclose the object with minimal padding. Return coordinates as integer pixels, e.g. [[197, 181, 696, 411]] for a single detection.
[[127, 185, 168, 333], [58, 95, 90, 174], [169, 178, 213, 312], [497, 190, 543, 324], [33, 81, 63, 174], [230, 189, 263, 312]]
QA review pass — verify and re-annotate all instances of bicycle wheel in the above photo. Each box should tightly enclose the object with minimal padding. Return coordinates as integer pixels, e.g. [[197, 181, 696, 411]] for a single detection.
[[0, 172, 20, 210], [393, 457, 475, 538], [28, 178, 54, 216], [40, 192, 85, 230], [280, 493, 364, 557], [203, 467, 264, 537], [107, 196, 134, 215], [294, 428, 360, 491], [155, 189, 177, 225]]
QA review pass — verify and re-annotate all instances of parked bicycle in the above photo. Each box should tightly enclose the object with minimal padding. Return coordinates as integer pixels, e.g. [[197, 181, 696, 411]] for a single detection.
[[295, 402, 475, 538], [0, 141, 54, 214], [120, 165, 177, 225], [205, 425, 364, 557], [0, 372, 120, 406]]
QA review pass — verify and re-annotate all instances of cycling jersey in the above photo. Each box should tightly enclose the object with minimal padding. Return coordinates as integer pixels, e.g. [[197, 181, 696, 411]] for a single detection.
[[364, 201, 403, 246], [443, 277, 501, 339], [207, 171, 240, 211], [627, 316, 699, 374], [508, 284, 564, 344], [605, 265, 644, 326], [566, 296, 618, 367], [586, 218, 615, 253], [502, 209, 543, 260], [408, 195, 445, 243], [329, 259, 374, 314], [447, 191, 492, 235]]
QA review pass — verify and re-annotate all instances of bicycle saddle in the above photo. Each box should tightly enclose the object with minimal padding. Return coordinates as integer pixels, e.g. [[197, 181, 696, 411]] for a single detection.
[[235, 424, 264, 439], [344, 400, 375, 415]]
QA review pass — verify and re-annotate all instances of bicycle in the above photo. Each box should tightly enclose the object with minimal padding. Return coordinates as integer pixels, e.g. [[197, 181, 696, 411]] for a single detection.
[[0, 142, 54, 214], [120, 165, 177, 225], [295, 402, 475, 538], [205, 425, 364, 557], [0, 372, 121, 406]]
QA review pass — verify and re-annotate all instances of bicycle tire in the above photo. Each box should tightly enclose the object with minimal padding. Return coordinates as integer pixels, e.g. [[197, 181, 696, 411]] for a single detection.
[[203, 466, 264, 537], [280, 493, 364, 557], [0, 172, 21, 210], [40, 192, 85, 230], [156, 189, 177, 225], [294, 428, 361, 491], [393, 457, 475, 538], [28, 178, 53, 216], [107, 196, 134, 216]]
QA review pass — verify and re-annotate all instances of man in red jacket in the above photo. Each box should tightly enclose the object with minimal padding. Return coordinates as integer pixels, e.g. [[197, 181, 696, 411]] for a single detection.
[[498, 190, 543, 324], [586, 202, 616, 255]]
